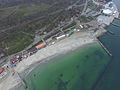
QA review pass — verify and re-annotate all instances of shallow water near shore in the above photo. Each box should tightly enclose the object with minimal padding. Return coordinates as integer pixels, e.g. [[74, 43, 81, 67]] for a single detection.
[[17, 43, 110, 90]]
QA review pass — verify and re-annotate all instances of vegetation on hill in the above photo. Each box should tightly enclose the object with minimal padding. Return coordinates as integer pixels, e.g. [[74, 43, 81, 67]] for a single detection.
[[0, 0, 85, 55]]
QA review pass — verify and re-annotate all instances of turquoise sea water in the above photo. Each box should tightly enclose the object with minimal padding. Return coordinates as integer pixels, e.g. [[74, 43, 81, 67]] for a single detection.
[[18, 43, 110, 90]]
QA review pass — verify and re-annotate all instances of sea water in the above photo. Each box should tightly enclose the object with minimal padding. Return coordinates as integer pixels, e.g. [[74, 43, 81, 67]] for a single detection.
[[17, 43, 110, 90]]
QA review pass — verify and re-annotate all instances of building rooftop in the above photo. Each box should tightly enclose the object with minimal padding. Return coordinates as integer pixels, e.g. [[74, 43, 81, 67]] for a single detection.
[[102, 9, 112, 14], [97, 1, 119, 25]]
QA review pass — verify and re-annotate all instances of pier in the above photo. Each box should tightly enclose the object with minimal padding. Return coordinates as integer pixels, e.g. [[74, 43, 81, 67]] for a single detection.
[[115, 17, 120, 20], [111, 23, 120, 27], [107, 30, 115, 35], [97, 38, 112, 56]]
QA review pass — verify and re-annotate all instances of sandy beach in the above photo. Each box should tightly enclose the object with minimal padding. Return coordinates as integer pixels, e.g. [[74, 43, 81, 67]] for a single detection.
[[0, 31, 98, 90], [14, 31, 96, 73]]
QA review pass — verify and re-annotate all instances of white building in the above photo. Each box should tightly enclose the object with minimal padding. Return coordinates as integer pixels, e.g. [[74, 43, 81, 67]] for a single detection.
[[102, 9, 113, 16]]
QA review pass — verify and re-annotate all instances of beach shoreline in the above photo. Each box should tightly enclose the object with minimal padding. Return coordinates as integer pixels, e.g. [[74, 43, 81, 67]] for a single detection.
[[14, 32, 96, 73], [19, 41, 98, 78]]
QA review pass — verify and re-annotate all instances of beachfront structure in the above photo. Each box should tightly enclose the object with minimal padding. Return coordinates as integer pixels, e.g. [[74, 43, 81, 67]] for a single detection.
[[0, 68, 4, 74], [10, 57, 18, 64], [0, 67, 7, 80], [35, 42, 47, 49], [66, 30, 74, 37], [56, 35, 66, 40], [80, 25, 83, 29]]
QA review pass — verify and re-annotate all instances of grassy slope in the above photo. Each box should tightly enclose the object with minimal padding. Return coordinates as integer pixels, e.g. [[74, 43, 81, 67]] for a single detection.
[[0, 0, 79, 55], [12, 3, 51, 18], [0, 2, 52, 55], [0, 6, 17, 18], [2, 31, 34, 55]]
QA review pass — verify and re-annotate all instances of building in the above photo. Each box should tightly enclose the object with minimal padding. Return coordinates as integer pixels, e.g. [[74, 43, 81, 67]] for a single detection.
[[102, 8, 113, 16], [101, 2, 115, 16], [97, 1, 119, 25], [56, 34, 66, 40], [35, 42, 47, 49], [0, 68, 4, 74], [66, 30, 74, 37]]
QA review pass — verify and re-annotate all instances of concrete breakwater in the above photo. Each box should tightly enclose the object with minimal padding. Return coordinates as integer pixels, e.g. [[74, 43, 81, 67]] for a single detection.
[[97, 38, 112, 56], [111, 23, 120, 27]]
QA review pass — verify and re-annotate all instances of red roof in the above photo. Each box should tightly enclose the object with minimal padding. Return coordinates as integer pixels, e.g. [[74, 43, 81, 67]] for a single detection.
[[0, 68, 4, 73], [35, 42, 46, 49]]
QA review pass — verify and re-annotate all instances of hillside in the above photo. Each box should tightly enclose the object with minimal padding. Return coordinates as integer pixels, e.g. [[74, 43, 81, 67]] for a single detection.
[[0, 0, 85, 55]]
